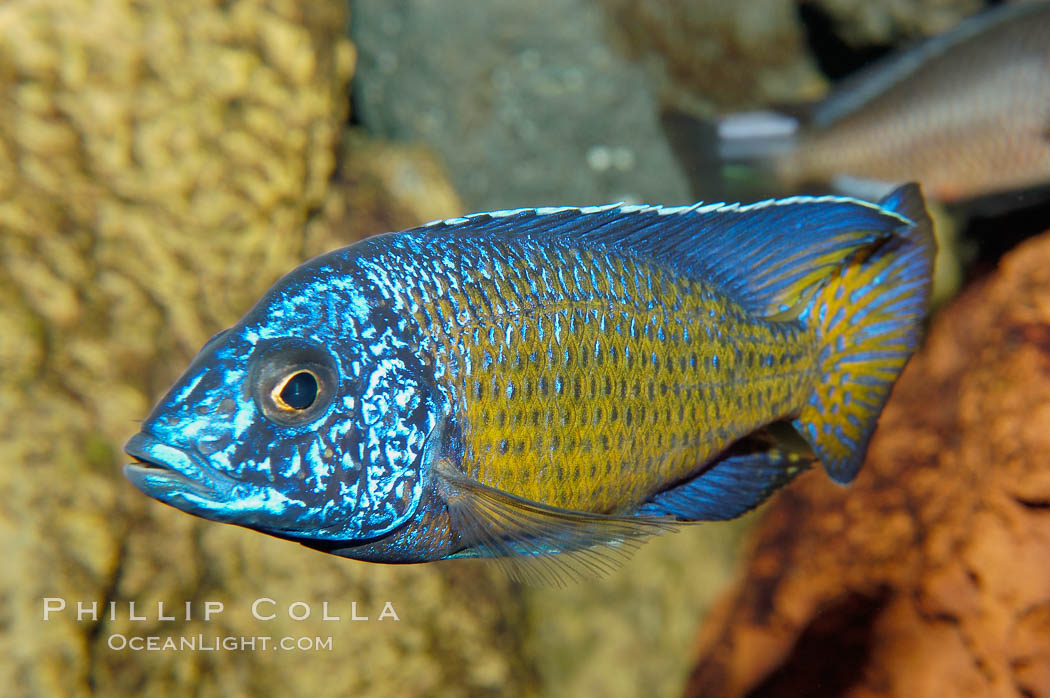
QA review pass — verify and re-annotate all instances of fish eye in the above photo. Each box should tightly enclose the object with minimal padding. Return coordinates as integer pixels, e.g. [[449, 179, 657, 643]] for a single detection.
[[272, 370, 319, 411], [250, 339, 338, 426]]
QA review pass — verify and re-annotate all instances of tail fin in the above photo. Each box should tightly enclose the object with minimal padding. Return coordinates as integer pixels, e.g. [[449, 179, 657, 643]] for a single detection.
[[794, 183, 936, 484]]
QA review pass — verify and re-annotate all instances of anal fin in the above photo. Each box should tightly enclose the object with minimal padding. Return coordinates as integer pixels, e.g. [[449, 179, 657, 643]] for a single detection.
[[434, 460, 679, 586], [637, 444, 814, 521]]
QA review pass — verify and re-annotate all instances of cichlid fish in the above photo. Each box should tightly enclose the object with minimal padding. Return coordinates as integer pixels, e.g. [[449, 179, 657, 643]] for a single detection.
[[125, 184, 934, 583], [702, 1, 1050, 203]]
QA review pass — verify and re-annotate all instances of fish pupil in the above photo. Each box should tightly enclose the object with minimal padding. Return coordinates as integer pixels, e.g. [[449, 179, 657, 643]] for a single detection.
[[280, 371, 318, 410]]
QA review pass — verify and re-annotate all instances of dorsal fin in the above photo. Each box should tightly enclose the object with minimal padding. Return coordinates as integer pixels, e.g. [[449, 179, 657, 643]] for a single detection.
[[420, 196, 911, 317]]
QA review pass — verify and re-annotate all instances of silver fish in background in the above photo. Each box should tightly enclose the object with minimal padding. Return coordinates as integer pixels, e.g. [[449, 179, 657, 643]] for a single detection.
[[711, 1, 1050, 203]]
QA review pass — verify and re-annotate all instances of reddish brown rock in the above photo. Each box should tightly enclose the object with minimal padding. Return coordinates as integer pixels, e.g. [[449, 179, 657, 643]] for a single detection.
[[684, 231, 1050, 698]]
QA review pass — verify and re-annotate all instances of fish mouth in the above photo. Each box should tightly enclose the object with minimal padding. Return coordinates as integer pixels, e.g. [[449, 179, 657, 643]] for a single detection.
[[124, 432, 229, 503]]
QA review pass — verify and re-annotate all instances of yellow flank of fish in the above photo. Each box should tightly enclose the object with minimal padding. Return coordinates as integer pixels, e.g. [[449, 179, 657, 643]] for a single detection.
[[409, 247, 817, 513], [123, 185, 936, 573]]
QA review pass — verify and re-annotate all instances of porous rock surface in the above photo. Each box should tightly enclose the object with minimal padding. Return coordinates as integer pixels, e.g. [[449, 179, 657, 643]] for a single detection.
[[0, 2, 534, 696], [684, 230, 1050, 698]]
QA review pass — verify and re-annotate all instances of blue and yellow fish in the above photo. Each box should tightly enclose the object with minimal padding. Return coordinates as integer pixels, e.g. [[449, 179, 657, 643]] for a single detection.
[[125, 184, 934, 582]]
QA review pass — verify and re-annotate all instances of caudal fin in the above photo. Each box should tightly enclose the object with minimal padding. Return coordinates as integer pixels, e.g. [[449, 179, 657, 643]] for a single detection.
[[794, 183, 936, 484]]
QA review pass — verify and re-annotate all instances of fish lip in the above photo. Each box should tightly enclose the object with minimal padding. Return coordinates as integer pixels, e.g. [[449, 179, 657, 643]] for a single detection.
[[123, 432, 231, 502]]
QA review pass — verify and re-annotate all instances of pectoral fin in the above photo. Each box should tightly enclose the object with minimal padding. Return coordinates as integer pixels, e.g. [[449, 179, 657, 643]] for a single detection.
[[637, 443, 814, 521], [433, 460, 679, 586]]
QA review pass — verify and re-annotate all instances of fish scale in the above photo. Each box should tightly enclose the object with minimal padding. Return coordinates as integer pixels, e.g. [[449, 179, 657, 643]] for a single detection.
[[124, 186, 934, 577], [390, 240, 818, 513]]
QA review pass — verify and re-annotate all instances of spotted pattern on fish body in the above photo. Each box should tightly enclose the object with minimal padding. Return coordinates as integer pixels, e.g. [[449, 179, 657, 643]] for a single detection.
[[124, 185, 935, 580], [369, 239, 818, 513]]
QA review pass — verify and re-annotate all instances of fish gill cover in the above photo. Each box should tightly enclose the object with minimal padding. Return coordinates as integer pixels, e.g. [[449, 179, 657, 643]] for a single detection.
[[124, 184, 935, 586]]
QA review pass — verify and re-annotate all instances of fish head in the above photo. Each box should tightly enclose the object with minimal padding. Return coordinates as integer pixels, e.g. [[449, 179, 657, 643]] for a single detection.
[[124, 255, 436, 542]]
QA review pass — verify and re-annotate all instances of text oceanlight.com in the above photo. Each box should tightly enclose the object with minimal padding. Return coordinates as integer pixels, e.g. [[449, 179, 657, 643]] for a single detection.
[[107, 634, 334, 652]]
